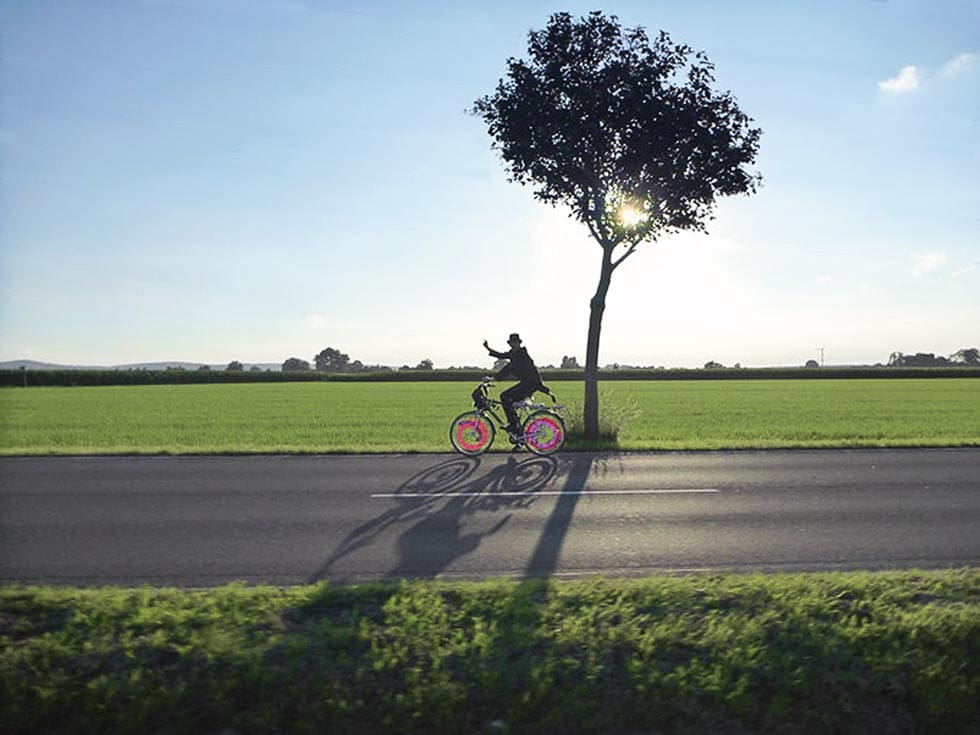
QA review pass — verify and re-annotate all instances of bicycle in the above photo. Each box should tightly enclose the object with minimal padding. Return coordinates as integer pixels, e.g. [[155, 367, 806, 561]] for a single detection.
[[449, 378, 566, 456]]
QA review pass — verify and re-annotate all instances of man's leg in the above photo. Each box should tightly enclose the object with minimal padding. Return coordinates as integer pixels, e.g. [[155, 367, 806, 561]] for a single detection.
[[500, 384, 521, 430], [501, 382, 536, 433]]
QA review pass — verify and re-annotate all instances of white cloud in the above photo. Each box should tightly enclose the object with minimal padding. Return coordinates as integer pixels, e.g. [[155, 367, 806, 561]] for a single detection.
[[878, 53, 977, 96], [939, 52, 979, 79], [878, 65, 921, 93], [908, 251, 948, 278], [951, 262, 977, 280]]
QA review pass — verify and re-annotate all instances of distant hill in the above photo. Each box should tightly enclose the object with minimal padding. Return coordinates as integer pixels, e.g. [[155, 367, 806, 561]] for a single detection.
[[0, 359, 282, 372], [0, 360, 105, 371]]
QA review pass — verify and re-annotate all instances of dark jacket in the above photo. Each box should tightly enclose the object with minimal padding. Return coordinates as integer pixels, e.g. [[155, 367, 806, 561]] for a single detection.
[[489, 345, 542, 386]]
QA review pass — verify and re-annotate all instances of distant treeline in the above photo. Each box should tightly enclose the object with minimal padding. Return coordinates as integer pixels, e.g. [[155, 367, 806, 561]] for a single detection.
[[3, 366, 980, 387], [0, 370, 325, 387]]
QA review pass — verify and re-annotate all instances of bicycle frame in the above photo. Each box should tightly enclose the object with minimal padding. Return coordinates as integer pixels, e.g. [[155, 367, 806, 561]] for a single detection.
[[475, 401, 508, 430], [475, 398, 560, 430]]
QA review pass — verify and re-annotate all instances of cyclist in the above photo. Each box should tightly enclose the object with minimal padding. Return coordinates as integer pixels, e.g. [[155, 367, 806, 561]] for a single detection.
[[483, 333, 544, 437]]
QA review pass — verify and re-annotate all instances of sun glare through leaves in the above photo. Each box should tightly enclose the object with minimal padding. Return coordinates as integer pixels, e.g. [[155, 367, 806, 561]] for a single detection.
[[617, 204, 646, 228]]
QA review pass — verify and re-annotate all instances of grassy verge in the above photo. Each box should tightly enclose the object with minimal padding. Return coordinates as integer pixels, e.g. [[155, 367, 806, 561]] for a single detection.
[[1, 570, 977, 734], [1, 378, 978, 454]]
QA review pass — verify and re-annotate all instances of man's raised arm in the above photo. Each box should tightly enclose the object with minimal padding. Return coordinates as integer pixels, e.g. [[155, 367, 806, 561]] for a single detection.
[[483, 340, 510, 360]]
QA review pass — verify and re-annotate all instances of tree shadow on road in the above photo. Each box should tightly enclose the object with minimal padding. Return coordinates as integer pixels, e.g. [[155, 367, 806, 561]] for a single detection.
[[312, 455, 559, 583], [523, 453, 593, 578]]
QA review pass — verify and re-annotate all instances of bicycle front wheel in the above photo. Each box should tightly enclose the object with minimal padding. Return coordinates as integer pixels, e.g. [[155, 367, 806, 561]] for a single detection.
[[522, 411, 565, 455], [450, 411, 495, 455]]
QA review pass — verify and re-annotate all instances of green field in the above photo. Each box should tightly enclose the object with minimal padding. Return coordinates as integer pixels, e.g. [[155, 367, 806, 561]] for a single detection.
[[0, 378, 977, 454], [2, 570, 977, 734]]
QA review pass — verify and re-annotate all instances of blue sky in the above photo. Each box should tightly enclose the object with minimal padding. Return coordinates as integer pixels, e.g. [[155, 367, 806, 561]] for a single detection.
[[1, 0, 977, 369]]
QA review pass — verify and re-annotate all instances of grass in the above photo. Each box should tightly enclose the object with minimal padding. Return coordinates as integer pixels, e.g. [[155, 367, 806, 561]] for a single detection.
[[2, 569, 977, 734], [609, 378, 980, 450], [0, 378, 977, 454]]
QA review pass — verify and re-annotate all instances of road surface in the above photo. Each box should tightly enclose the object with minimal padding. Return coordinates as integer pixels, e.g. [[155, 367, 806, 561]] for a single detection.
[[1, 449, 978, 586]]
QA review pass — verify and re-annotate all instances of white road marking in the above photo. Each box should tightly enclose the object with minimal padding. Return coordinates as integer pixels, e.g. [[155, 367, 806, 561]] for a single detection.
[[372, 488, 720, 499]]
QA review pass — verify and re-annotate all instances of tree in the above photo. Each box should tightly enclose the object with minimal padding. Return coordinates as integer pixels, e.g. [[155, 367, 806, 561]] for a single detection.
[[889, 352, 950, 368], [226, 361, 244, 371], [282, 357, 311, 372], [416, 359, 434, 371], [952, 347, 980, 366], [561, 355, 581, 369], [474, 11, 761, 439], [314, 347, 350, 373]]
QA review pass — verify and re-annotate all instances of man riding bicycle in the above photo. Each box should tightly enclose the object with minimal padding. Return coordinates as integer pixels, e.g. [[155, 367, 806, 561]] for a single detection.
[[483, 333, 544, 437]]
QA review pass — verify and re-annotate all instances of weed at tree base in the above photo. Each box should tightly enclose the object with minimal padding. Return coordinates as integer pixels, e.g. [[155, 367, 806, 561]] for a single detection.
[[562, 389, 642, 450]]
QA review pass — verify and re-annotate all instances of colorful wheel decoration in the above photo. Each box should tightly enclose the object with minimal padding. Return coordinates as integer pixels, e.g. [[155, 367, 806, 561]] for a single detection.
[[450, 413, 493, 455], [523, 413, 565, 455]]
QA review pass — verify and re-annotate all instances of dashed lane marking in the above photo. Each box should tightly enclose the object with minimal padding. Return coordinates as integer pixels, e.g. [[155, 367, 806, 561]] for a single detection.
[[372, 488, 720, 499]]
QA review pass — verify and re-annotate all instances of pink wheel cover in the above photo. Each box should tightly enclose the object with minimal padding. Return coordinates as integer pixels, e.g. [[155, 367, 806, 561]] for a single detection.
[[525, 415, 563, 451], [455, 417, 491, 452]]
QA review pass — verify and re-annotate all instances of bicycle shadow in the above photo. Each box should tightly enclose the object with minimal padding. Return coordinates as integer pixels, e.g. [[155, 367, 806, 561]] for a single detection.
[[312, 455, 559, 582]]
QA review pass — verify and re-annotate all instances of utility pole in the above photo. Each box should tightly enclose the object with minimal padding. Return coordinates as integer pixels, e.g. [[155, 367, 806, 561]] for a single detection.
[[816, 347, 825, 367]]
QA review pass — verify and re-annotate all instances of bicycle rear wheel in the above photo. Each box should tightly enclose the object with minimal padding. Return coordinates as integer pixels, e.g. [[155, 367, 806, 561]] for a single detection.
[[449, 411, 495, 455], [522, 411, 565, 455]]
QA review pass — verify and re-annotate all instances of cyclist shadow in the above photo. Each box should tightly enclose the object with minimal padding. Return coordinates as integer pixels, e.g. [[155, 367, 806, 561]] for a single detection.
[[312, 455, 558, 582]]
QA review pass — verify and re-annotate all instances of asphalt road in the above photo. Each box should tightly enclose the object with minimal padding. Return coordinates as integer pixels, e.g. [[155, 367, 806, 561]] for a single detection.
[[1, 449, 978, 587]]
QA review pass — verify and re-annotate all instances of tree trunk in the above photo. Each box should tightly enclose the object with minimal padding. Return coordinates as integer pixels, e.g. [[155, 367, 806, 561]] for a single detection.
[[584, 246, 615, 440]]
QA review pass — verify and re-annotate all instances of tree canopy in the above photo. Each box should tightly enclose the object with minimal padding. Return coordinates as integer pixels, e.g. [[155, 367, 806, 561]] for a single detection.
[[315, 347, 350, 373], [473, 11, 761, 253], [282, 357, 311, 372]]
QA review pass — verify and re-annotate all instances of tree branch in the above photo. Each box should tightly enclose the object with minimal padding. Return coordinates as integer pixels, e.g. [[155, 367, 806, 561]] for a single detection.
[[611, 242, 637, 271], [585, 218, 606, 248]]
